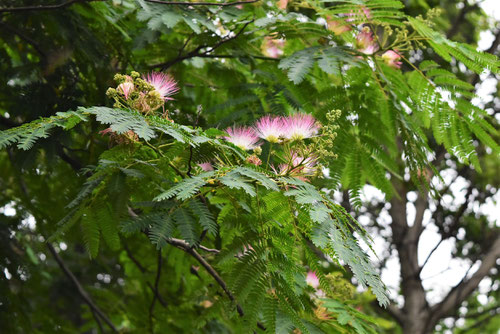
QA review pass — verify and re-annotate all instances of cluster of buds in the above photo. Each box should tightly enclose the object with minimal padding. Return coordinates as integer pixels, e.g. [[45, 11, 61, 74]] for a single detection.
[[106, 71, 179, 116], [262, 36, 285, 59], [324, 6, 403, 69], [311, 109, 340, 160]]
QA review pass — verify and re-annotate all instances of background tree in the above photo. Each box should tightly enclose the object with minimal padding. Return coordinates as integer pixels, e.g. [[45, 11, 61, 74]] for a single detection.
[[0, 0, 498, 333]]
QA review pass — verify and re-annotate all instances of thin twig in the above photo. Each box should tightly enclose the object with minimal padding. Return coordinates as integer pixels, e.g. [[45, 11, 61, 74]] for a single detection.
[[153, 20, 253, 70], [124, 243, 167, 307], [0, 0, 105, 13], [148, 250, 163, 332], [418, 237, 444, 274], [169, 240, 243, 313], [46, 243, 118, 332]]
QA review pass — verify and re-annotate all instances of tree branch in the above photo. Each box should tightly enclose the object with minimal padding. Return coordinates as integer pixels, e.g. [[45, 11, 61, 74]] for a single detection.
[[152, 20, 253, 70], [149, 250, 163, 332], [144, 0, 259, 6], [418, 236, 444, 274], [166, 238, 265, 330], [123, 243, 167, 307], [46, 243, 118, 332], [0, 0, 105, 13], [0, 22, 46, 58], [446, 1, 478, 39], [428, 234, 500, 328]]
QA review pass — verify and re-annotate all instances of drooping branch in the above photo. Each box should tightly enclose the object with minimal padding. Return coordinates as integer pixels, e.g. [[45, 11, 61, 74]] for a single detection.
[[46, 243, 118, 332], [166, 238, 265, 330]]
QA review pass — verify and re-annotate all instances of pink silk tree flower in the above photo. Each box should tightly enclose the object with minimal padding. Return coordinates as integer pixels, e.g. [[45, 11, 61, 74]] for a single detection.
[[273, 152, 318, 180], [198, 162, 214, 171], [306, 271, 320, 289], [255, 115, 285, 143], [381, 50, 402, 69], [246, 155, 262, 166], [283, 113, 320, 141], [327, 19, 351, 35], [143, 72, 180, 101], [224, 126, 261, 150], [291, 154, 317, 176], [355, 28, 379, 55], [277, 0, 288, 10], [263, 37, 285, 59], [117, 82, 134, 100]]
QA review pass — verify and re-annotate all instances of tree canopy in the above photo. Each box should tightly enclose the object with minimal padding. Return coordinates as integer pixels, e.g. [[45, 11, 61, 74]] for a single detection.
[[0, 0, 499, 333]]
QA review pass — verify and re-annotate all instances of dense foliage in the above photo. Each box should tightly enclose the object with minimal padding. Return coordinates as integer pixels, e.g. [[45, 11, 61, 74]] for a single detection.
[[0, 0, 498, 333]]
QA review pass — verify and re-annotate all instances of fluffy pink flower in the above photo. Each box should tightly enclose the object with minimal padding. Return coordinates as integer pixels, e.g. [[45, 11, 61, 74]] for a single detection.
[[277, 0, 288, 9], [224, 126, 260, 150], [327, 19, 351, 35], [306, 271, 320, 289], [246, 155, 262, 166], [283, 114, 320, 141], [381, 50, 402, 69], [117, 82, 134, 100], [198, 162, 214, 171], [355, 28, 379, 55], [255, 116, 285, 143], [143, 72, 180, 101], [263, 37, 285, 59]]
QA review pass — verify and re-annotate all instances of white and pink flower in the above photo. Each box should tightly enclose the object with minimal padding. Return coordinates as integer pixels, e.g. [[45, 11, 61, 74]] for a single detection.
[[355, 28, 379, 55], [224, 126, 261, 150], [263, 37, 285, 59], [283, 113, 320, 141], [327, 18, 351, 35], [143, 72, 180, 101], [381, 50, 402, 69], [274, 151, 318, 180], [255, 115, 285, 143], [306, 271, 320, 289], [117, 81, 134, 100], [198, 162, 214, 171]]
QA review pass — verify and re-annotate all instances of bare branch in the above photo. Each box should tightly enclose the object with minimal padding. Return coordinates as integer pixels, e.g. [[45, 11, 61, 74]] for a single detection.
[[429, 235, 500, 328], [149, 250, 163, 331], [46, 243, 118, 332], [418, 236, 444, 274], [166, 238, 265, 330]]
